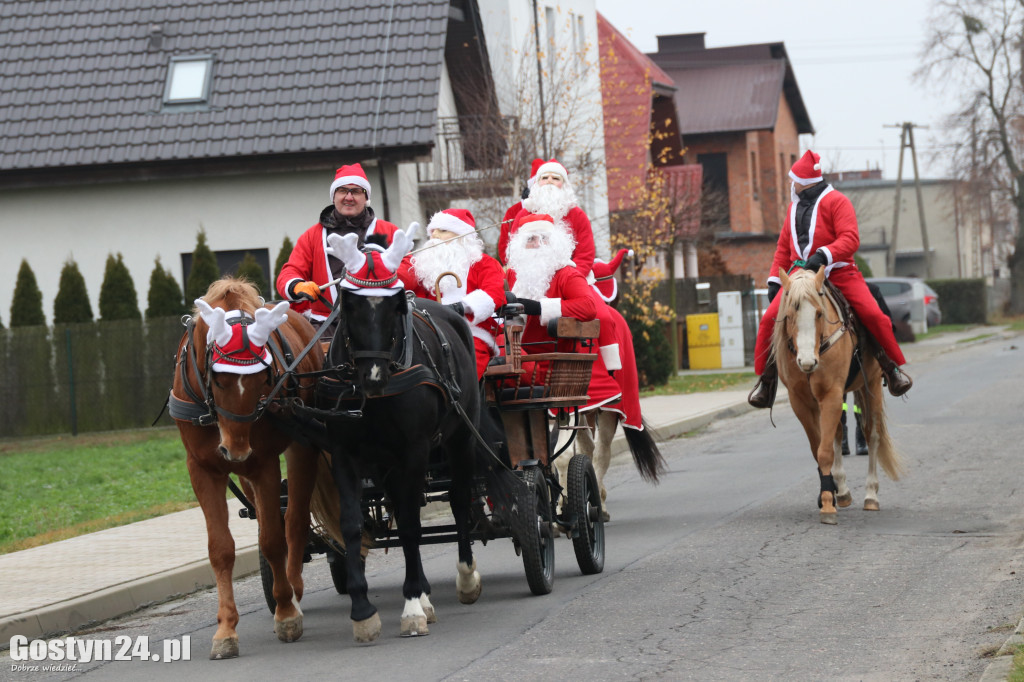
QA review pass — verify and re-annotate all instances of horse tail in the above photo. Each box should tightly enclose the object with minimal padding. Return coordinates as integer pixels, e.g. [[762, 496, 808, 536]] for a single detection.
[[309, 452, 346, 549], [864, 389, 904, 481], [624, 418, 668, 483]]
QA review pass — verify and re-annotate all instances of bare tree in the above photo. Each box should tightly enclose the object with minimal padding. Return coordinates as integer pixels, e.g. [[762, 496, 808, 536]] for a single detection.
[[917, 0, 1024, 311]]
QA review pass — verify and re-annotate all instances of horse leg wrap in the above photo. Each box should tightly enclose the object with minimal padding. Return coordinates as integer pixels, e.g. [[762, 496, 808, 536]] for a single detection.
[[817, 470, 837, 510]]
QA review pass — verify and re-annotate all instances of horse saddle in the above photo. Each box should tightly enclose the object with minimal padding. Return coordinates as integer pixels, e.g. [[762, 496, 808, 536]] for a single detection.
[[821, 279, 863, 392]]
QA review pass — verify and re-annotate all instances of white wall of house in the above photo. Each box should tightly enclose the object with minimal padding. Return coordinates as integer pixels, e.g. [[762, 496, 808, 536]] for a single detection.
[[478, 0, 611, 258], [0, 164, 420, 323], [838, 179, 985, 281]]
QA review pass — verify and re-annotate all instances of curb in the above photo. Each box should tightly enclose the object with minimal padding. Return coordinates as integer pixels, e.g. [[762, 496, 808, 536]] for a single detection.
[[0, 548, 259, 643], [979, 616, 1024, 682]]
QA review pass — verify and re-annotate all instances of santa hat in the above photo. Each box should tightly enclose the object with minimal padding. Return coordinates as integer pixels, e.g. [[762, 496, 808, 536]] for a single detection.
[[512, 212, 556, 234], [532, 159, 569, 185], [329, 163, 372, 201], [589, 248, 633, 303], [326, 229, 412, 296], [788, 150, 823, 186], [195, 300, 290, 375], [427, 208, 476, 236], [525, 158, 546, 188]]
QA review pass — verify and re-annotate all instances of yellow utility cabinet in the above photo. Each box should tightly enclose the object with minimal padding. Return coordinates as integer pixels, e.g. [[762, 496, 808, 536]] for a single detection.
[[686, 313, 721, 369]]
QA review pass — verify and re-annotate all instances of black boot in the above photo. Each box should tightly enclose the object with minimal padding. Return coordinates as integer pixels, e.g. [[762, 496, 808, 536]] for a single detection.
[[748, 359, 778, 409], [855, 418, 868, 455], [877, 351, 912, 397], [841, 410, 850, 455]]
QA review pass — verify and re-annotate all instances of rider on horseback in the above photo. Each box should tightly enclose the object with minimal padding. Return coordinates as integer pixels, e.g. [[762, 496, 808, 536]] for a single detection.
[[748, 150, 913, 409]]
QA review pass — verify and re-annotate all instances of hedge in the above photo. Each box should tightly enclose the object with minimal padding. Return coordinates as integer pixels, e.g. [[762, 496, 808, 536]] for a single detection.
[[925, 278, 987, 324]]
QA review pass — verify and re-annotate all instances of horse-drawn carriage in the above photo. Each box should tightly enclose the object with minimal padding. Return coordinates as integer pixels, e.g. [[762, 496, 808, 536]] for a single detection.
[[169, 230, 621, 657], [234, 293, 608, 610]]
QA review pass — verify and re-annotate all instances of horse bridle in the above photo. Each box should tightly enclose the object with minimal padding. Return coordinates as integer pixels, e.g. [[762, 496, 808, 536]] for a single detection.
[[783, 287, 850, 358]]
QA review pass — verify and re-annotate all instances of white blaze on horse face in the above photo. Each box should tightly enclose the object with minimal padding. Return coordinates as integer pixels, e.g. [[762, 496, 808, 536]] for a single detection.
[[236, 376, 245, 398], [368, 363, 382, 382], [795, 301, 819, 372]]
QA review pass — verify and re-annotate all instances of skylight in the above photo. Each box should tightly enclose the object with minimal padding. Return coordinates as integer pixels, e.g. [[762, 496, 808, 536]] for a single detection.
[[164, 55, 213, 104]]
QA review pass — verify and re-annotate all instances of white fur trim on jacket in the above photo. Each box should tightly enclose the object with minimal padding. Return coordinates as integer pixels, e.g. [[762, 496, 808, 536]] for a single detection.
[[470, 325, 498, 353], [539, 298, 562, 325], [461, 289, 496, 321], [600, 343, 622, 371]]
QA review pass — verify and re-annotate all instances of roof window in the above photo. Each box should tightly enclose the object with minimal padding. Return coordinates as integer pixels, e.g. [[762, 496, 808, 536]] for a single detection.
[[164, 55, 213, 104]]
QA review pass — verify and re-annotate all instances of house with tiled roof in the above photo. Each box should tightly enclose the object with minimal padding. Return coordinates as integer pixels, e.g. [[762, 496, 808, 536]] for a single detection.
[[598, 15, 702, 277], [649, 33, 814, 279], [0, 0, 500, 320]]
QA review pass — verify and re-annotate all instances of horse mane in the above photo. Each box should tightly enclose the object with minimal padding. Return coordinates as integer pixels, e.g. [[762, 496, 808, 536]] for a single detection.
[[770, 270, 815, 365], [193, 277, 264, 316]]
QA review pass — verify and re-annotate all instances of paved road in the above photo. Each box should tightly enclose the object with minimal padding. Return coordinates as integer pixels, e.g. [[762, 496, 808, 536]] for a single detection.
[[6, 331, 1023, 681]]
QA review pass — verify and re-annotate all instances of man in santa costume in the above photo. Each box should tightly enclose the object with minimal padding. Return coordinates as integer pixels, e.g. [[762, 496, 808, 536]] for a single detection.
[[397, 208, 505, 379], [499, 158, 595, 278], [505, 213, 621, 407], [748, 150, 913, 409], [277, 163, 402, 328]]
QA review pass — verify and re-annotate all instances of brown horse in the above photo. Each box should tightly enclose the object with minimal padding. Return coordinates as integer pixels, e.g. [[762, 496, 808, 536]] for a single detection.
[[170, 278, 323, 658], [773, 268, 903, 524]]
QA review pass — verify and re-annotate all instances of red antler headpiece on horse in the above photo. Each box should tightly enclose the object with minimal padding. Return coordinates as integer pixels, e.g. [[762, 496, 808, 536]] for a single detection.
[[195, 299, 291, 374], [326, 229, 412, 296]]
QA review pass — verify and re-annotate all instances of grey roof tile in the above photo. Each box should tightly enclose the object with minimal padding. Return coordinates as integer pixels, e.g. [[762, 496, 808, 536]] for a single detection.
[[0, 0, 448, 172]]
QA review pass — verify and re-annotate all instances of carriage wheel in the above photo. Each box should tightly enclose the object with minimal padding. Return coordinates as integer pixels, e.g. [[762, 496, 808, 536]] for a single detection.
[[258, 546, 277, 614], [518, 467, 555, 595], [567, 453, 605, 575]]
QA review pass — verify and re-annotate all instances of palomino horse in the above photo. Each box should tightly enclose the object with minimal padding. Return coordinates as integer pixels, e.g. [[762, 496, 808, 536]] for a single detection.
[[773, 267, 903, 524], [169, 278, 322, 658], [321, 230, 518, 641]]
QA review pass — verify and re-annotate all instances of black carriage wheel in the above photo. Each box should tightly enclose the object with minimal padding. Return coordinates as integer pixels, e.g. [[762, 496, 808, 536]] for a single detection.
[[518, 467, 555, 595], [258, 546, 277, 614], [567, 453, 605, 575]]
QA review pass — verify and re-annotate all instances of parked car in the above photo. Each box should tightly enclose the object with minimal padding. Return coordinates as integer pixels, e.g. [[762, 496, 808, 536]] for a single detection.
[[865, 276, 942, 327]]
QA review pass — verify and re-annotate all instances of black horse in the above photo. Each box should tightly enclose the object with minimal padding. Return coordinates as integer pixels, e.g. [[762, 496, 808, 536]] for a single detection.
[[321, 231, 514, 641]]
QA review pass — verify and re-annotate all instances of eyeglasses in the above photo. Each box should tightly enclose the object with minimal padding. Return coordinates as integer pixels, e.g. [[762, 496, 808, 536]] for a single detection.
[[337, 188, 366, 198]]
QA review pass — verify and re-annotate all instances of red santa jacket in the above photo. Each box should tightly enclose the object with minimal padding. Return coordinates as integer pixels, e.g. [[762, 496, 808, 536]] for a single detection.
[[277, 217, 400, 320], [398, 254, 506, 351], [506, 267, 597, 347], [767, 186, 858, 287], [499, 205, 595, 277]]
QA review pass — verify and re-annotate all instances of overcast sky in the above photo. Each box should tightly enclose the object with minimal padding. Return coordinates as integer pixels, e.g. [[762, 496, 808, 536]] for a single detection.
[[595, 0, 950, 179]]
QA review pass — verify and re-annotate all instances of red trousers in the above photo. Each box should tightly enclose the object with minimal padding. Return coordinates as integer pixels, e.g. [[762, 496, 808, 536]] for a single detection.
[[754, 266, 906, 374]]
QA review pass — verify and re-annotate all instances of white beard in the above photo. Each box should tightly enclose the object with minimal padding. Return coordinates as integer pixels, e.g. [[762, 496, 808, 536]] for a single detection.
[[522, 182, 578, 220], [410, 235, 483, 297], [507, 226, 576, 300]]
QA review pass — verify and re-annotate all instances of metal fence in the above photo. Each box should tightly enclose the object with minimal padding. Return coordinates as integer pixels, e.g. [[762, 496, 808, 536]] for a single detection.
[[0, 317, 185, 438]]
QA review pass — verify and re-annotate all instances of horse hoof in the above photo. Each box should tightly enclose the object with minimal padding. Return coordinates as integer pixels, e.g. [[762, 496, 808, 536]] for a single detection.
[[836, 492, 853, 508], [353, 612, 382, 643], [209, 636, 239, 660], [820, 511, 838, 525], [864, 500, 880, 511], [457, 579, 482, 605], [400, 615, 429, 637], [274, 614, 303, 643], [419, 595, 437, 623]]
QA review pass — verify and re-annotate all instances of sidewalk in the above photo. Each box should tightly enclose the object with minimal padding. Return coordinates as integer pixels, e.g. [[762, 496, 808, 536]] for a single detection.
[[0, 325, 1012, 647]]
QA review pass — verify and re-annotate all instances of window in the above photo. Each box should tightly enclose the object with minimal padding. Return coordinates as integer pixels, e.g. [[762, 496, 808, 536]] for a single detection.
[[164, 55, 213, 104]]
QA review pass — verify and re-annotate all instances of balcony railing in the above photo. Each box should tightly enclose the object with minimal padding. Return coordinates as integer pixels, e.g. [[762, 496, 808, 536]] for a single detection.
[[417, 115, 520, 187]]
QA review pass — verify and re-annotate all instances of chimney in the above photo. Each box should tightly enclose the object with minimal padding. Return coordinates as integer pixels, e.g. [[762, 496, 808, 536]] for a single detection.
[[656, 33, 706, 54]]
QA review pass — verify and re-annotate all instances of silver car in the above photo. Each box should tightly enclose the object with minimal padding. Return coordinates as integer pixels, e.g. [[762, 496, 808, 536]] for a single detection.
[[865, 276, 942, 327]]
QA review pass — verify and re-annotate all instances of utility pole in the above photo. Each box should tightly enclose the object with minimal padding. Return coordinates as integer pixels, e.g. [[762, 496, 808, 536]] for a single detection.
[[883, 122, 933, 278], [531, 0, 549, 159]]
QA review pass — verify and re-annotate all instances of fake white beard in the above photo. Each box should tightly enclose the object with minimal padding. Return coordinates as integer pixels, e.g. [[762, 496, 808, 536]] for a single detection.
[[522, 182, 578, 220], [507, 226, 575, 300], [410, 235, 483, 297]]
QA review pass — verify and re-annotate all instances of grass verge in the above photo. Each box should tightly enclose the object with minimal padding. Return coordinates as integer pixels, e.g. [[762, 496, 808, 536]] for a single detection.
[[641, 372, 756, 396], [0, 428, 197, 555], [912, 323, 974, 341], [1009, 644, 1024, 682]]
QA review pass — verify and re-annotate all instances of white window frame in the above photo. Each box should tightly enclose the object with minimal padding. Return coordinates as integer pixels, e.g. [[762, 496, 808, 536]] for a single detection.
[[163, 55, 214, 105]]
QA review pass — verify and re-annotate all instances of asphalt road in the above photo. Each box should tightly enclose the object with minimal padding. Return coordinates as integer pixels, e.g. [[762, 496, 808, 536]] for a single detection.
[[7, 332, 1023, 681]]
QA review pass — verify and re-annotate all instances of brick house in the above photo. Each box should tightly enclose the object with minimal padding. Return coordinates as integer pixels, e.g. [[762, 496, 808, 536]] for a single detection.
[[649, 33, 814, 282]]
